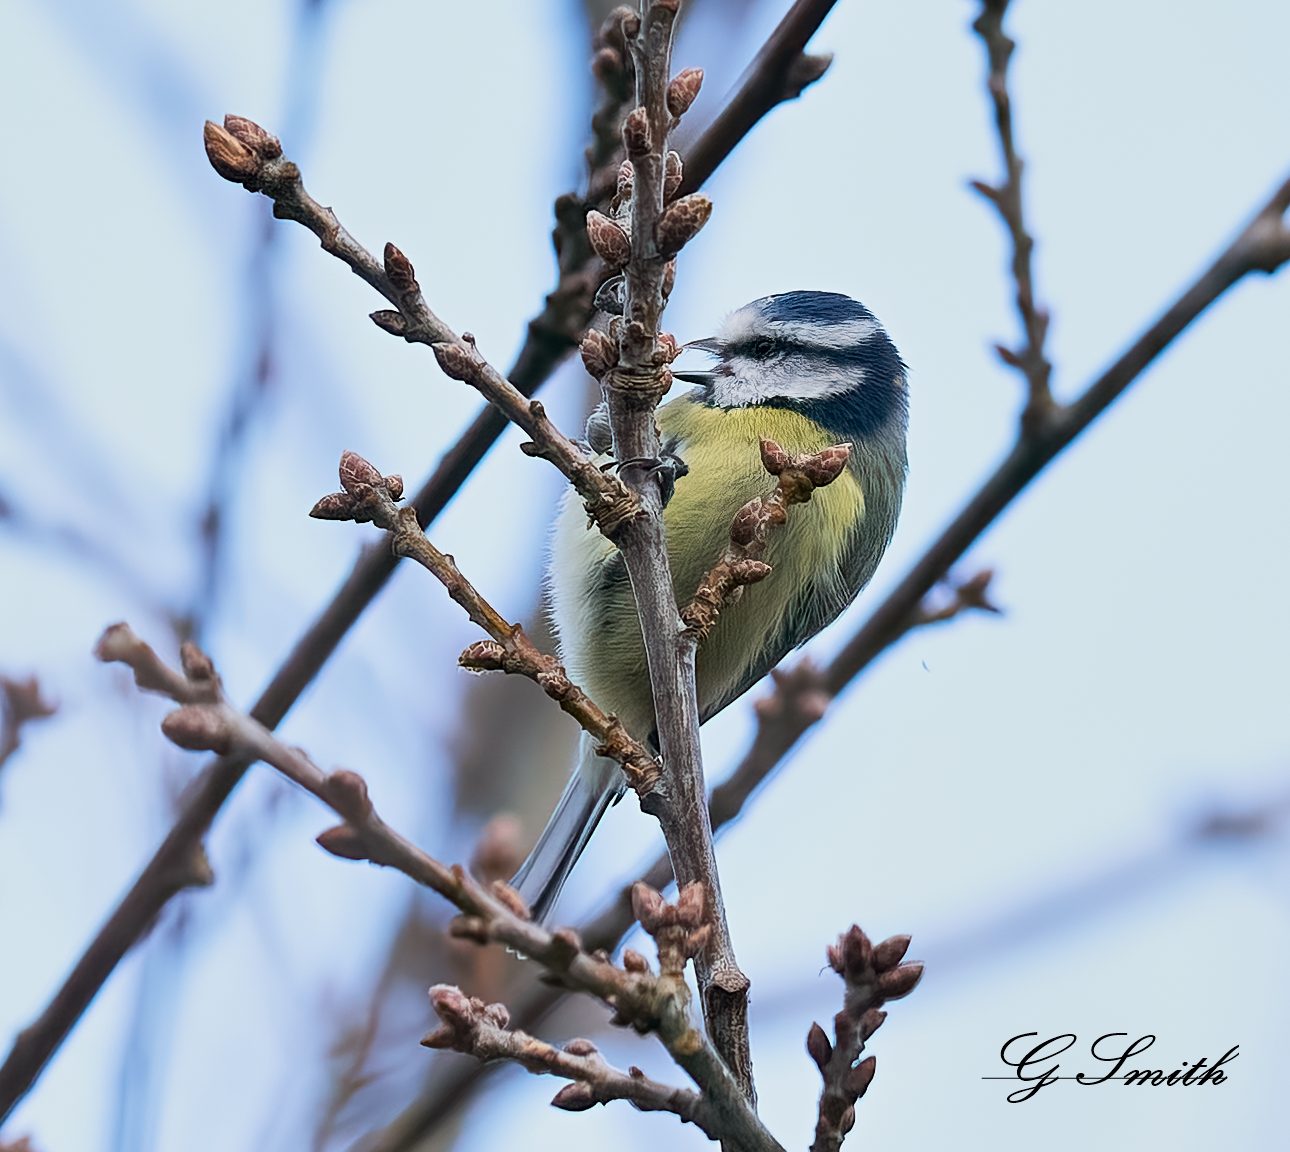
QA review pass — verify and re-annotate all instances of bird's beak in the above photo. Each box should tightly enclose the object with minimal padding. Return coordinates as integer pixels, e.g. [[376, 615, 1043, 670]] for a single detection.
[[672, 337, 725, 385]]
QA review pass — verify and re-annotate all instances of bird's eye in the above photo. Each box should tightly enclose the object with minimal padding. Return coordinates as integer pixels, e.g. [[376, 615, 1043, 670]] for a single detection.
[[752, 337, 776, 360]]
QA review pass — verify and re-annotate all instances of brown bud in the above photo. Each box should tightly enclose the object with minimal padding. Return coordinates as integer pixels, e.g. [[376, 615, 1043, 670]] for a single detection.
[[586, 210, 631, 269], [369, 309, 406, 337], [876, 961, 924, 1000], [843, 924, 874, 973], [788, 51, 833, 94], [324, 769, 373, 823], [383, 474, 404, 500], [591, 46, 623, 83], [685, 922, 712, 957], [666, 68, 703, 119], [630, 881, 667, 931], [549, 927, 583, 964], [459, 639, 507, 672], [872, 934, 912, 972], [551, 1083, 597, 1112], [661, 259, 677, 298], [847, 1055, 877, 1099], [807, 1022, 833, 1071], [491, 880, 532, 920], [203, 120, 258, 183], [383, 242, 419, 294], [663, 150, 684, 200], [802, 443, 852, 487], [429, 984, 475, 1026], [622, 106, 651, 157], [859, 1008, 887, 1041], [563, 1038, 599, 1057], [448, 915, 489, 943], [656, 194, 712, 258], [420, 1026, 456, 1050], [675, 881, 706, 927], [728, 499, 765, 547], [179, 641, 217, 684], [580, 328, 617, 379], [312, 492, 354, 522], [622, 948, 650, 973], [338, 450, 382, 495], [730, 559, 772, 586], [481, 1000, 510, 1029], [222, 114, 281, 159], [161, 706, 231, 754], [616, 160, 635, 203], [759, 439, 790, 476], [432, 341, 476, 382], [316, 824, 369, 861]]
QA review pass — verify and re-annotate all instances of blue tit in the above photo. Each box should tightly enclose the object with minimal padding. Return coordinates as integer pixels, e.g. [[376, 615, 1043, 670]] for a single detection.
[[511, 290, 909, 921]]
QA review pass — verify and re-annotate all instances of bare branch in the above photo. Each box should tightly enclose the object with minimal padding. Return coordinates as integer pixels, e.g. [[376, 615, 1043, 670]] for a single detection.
[[311, 451, 659, 794], [421, 994, 722, 1139], [91, 626, 782, 1152], [809, 927, 923, 1152], [582, 0, 756, 1102], [0, 675, 57, 784], [970, 0, 1055, 435]]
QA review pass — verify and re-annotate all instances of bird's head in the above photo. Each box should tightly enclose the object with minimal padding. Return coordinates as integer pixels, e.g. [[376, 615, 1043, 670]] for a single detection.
[[673, 291, 908, 442]]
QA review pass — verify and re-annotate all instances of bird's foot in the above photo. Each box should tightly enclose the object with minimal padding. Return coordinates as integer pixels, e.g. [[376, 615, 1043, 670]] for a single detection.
[[599, 450, 689, 506]]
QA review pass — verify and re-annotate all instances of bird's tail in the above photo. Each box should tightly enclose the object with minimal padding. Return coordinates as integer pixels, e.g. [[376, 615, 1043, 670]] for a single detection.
[[511, 735, 619, 923]]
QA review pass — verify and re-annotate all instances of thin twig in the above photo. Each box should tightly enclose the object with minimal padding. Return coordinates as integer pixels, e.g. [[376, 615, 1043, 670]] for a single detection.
[[0, 676, 57, 784], [808, 928, 922, 1152], [310, 451, 658, 794], [91, 625, 783, 1152], [970, 0, 1055, 435], [682, 439, 853, 641], [422, 992, 725, 1139], [0, 2, 841, 1115]]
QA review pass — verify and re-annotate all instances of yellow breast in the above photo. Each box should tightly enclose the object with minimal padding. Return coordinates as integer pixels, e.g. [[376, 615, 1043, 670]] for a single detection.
[[548, 392, 866, 736]]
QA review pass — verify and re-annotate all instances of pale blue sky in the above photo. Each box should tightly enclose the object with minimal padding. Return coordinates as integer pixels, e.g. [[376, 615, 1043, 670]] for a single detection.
[[2, 1, 1288, 1150]]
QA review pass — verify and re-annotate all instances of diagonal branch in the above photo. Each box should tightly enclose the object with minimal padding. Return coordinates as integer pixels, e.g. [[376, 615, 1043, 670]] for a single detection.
[[310, 451, 658, 794]]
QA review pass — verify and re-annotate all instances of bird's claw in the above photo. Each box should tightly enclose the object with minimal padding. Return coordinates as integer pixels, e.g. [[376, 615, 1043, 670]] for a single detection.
[[599, 451, 689, 505]]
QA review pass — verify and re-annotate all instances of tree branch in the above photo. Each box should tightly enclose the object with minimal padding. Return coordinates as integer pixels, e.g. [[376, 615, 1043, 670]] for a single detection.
[[0, 675, 56, 786], [970, 0, 1054, 435], [421, 989, 725, 1140], [91, 625, 783, 1152], [585, 0, 759, 1103], [310, 451, 659, 796], [808, 928, 922, 1152]]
